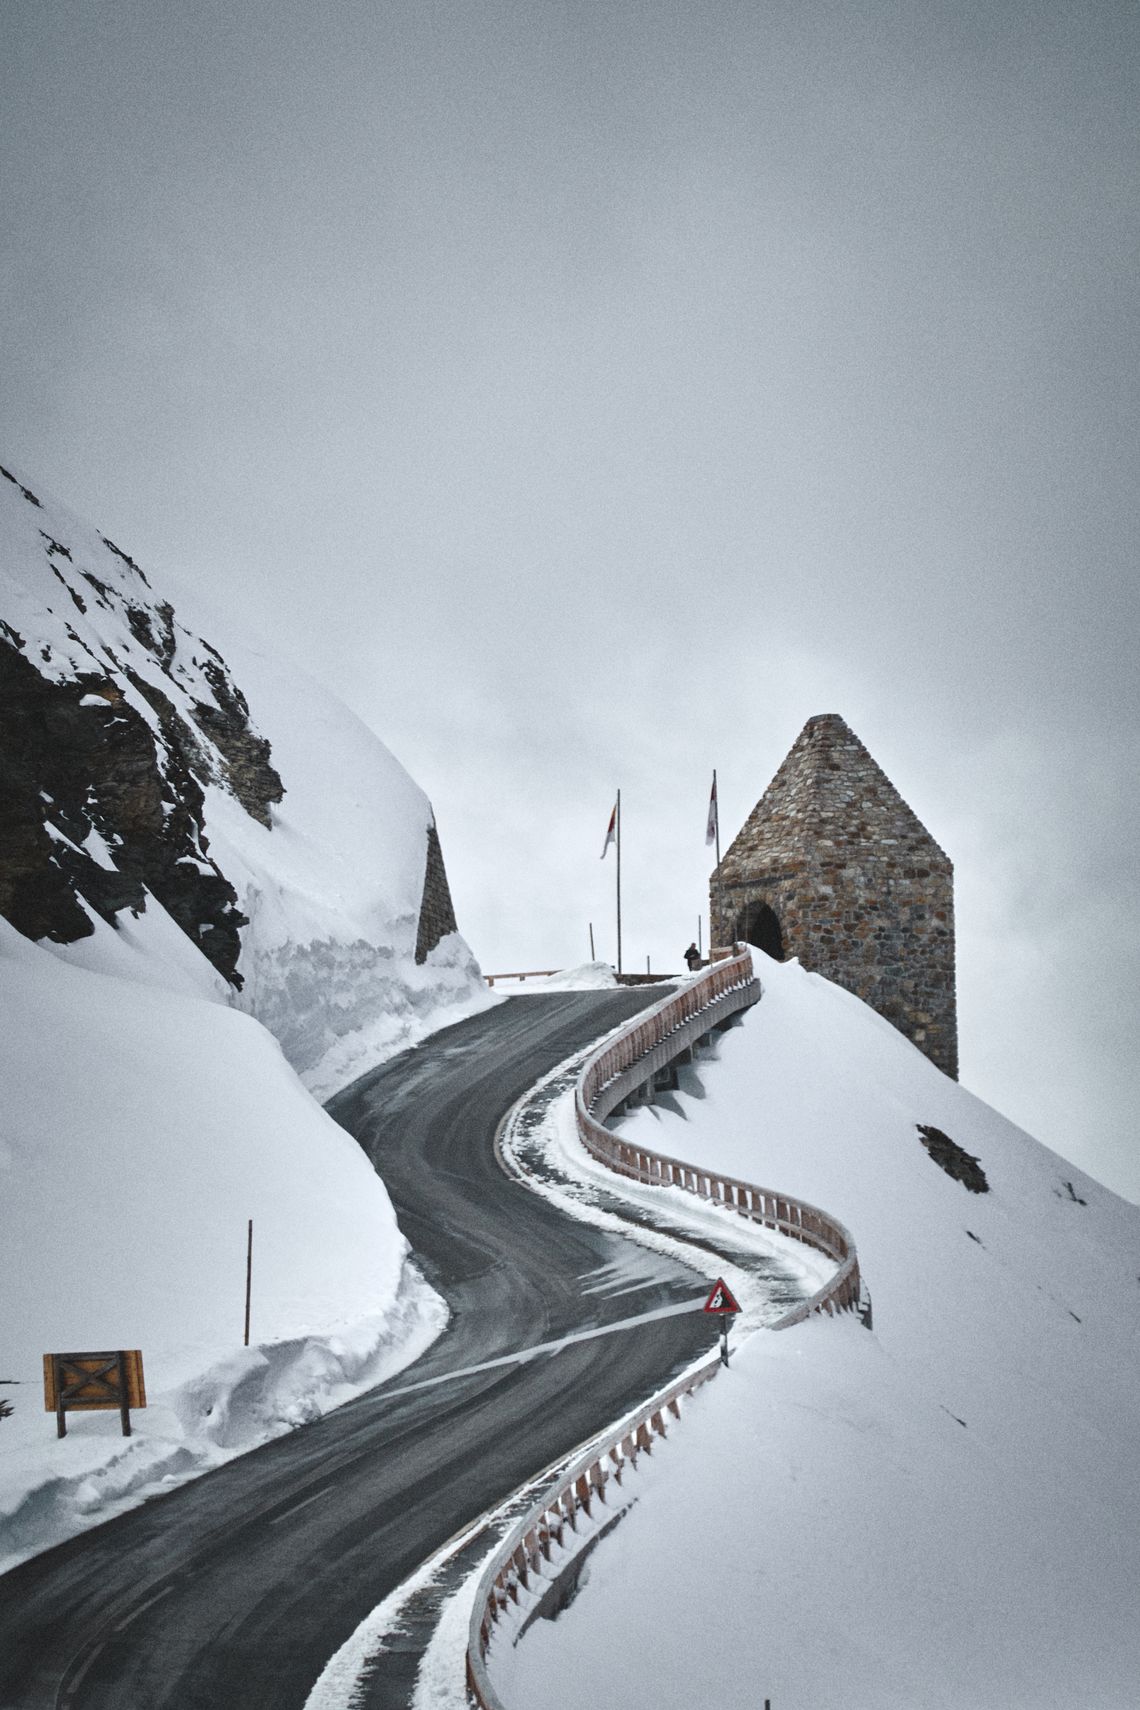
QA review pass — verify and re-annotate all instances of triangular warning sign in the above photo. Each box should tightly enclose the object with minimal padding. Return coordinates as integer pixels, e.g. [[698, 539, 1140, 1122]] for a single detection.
[[702, 1277, 741, 1314]]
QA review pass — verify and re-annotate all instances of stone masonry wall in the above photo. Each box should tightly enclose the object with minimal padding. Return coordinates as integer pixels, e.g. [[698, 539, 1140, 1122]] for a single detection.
[[414, 819, 459, 964], [711, 715, 957, 1078]]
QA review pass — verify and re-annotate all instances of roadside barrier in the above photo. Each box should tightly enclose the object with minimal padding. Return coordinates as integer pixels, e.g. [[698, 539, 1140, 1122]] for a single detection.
[[483, 969, 560, 986], [574, 943, 863, 1325], [466, 944, 866, 1706], [466, 1358, 721, 1709]]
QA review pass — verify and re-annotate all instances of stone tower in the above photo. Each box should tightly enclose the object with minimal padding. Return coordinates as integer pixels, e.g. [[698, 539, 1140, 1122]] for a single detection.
[[710, 714, 957, 1078]]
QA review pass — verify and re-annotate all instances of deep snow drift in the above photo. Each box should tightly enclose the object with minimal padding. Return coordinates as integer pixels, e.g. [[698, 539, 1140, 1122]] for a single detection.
[[0, 920, 446, 1572], [497, 953, 1140, 1710]]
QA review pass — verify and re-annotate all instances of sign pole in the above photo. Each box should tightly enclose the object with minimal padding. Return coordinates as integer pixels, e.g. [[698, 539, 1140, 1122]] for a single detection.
[[589, 921, 595, 960], [702, 1277, 742, 1367], [615, 788, 623, 977], [244, 1218, 253, 1347], [117, 1351, 131, 1436]]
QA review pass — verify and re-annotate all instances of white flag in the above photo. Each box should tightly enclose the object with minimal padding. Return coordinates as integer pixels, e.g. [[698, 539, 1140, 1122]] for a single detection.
[[601, 802, 617, 859], [705, 774, 719, 846]]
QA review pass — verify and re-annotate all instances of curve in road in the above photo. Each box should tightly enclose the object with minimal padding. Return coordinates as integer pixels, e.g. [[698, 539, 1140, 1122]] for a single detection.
[[0, 989, 794, 1710]]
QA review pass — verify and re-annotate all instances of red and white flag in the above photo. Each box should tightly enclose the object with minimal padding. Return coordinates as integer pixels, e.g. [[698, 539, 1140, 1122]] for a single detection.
[[601, 802, 617, 859], [705, 773, 719, 846]]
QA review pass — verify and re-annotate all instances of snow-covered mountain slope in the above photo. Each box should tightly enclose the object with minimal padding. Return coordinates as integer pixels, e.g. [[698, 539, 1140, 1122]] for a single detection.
[[499, 954, 1140, 1710], [0, 463, 491, 1568], [0, 459, 490, 1093]]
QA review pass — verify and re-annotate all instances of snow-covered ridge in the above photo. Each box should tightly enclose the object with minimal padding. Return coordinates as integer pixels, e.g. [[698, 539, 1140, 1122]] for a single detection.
[[0, 458, 490, 1085], [0, 458, 282, 983], [0, 461, 492, 1570]]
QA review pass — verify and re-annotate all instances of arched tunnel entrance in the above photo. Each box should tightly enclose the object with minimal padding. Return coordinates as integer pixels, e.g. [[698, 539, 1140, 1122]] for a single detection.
[[736, 899, 784, 961]]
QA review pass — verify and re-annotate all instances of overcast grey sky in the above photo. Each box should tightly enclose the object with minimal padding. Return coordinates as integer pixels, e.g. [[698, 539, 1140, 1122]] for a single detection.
[[4, 0, 1138, 1200]]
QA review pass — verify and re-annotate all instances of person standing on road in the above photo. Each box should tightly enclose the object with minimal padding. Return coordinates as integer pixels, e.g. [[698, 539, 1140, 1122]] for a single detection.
[[684, 942, 701, 972]]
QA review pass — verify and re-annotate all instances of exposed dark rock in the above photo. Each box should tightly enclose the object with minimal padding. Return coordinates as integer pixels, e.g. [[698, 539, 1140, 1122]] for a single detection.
[[51, 565, 87, 614], [80, 570, 114, 605], [1, 465, 42, 507], [191, 659, 283, 827], [0, 636, 248, 984], [917, 1124, 989, 1193], [1056, 1179, 1088, 1206], [1, 644, 135, 942], [39, 533, 72, 561], [100, 535, 149, 586], [2, 474, 473, 1005], [414, 820, 458, 964], [126, 603, 159, 653]]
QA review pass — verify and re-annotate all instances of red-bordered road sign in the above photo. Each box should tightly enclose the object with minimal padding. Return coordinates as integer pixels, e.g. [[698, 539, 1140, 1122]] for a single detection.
[[702, 1278, 741, 1314]]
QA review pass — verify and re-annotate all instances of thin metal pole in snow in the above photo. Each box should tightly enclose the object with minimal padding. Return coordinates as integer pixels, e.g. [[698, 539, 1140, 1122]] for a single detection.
[[615, 788, 622, 977], [713, 767, 723, 947], [589, 921, 595, 960], [698, 914, 703, 957], [244, 1219, 253, 1347]]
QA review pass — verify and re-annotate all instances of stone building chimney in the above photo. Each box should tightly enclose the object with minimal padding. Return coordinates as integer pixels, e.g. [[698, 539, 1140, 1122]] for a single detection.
[[710, 714, 957, 1078]]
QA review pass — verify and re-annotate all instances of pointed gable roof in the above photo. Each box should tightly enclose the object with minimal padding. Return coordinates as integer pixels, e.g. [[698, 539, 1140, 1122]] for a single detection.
[[722, 713, 951, 873]]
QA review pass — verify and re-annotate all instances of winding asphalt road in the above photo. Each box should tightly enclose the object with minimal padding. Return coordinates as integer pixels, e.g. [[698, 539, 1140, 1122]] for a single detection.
[[0, 990, 757, 1708]]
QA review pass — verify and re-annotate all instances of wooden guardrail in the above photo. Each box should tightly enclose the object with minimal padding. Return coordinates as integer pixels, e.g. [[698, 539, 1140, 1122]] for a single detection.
[[484, 969, 677, 987], [466, 944, 866, 1706], [466, 1357, 722, 1709], [483, 970, 561, 986], [574, 943, 863, 1325]]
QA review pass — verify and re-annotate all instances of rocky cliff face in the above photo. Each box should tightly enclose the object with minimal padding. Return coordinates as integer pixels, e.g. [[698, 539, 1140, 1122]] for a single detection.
[[0, 463, 284, 986], [0, 460, 483, 1083]]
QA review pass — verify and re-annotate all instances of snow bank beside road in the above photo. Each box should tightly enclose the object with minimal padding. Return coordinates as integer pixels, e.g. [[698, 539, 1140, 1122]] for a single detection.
[[177, 620, 494, 1089], [0, 922, 445, 1573], [500, 954, 1140, 1710]]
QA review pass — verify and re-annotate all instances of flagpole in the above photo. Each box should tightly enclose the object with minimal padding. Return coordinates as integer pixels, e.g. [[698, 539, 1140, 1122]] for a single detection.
[[712, 768, 723, 951], [615, 788, 623, 977]]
